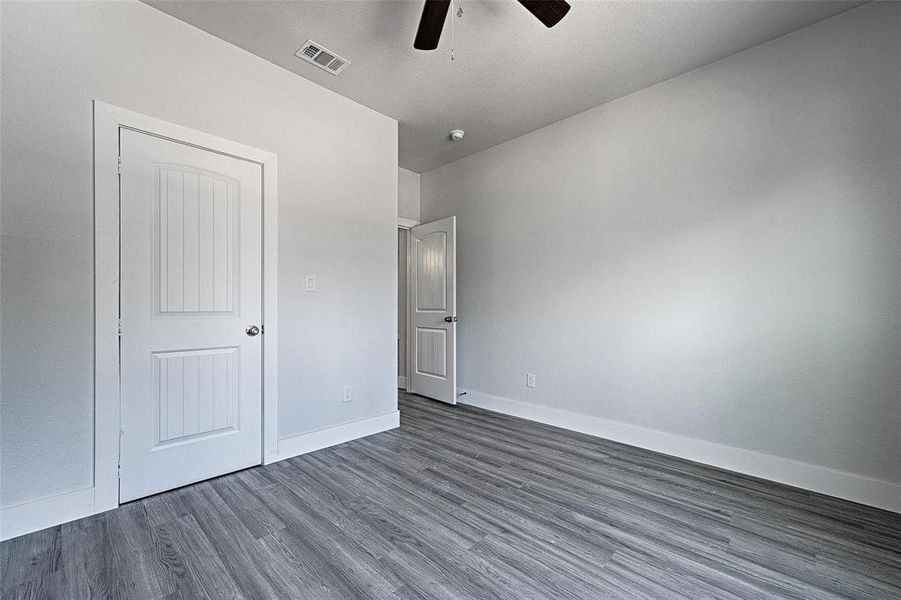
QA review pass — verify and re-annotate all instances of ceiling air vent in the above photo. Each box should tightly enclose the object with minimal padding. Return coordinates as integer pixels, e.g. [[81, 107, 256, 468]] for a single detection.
[[295, 40, 350, 76]]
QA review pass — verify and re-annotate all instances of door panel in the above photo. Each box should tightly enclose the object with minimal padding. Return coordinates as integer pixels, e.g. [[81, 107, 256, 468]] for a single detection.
[[415, 231, 447, 311], [156, 168, 237, 315], [119, 129, 262, 502], [153, 347, 237, 443], [416, 328, 447, 378], [410, 217, 456, 404]]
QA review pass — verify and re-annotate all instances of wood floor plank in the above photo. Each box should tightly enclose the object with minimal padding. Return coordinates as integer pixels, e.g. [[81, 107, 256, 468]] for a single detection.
[[0, 526, 62, 597], [165, 514, 245, 600], [2, 391, 900, 599], [253, 486, 402, 597], [208, 475, 286, 540], [172, 483, 285, 599]]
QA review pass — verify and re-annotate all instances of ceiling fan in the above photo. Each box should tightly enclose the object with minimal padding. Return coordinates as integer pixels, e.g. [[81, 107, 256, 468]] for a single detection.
[[414, 0, 572, 50]]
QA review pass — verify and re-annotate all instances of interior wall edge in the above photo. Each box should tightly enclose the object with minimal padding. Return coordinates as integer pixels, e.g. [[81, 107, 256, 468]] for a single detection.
[[460, 390, 901, 515]]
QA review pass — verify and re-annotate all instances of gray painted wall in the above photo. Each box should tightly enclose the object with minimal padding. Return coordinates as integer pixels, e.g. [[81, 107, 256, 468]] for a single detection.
[[421, 3, 900, 485], [1, 0, 398, 507], [398, 167, 421, 222]]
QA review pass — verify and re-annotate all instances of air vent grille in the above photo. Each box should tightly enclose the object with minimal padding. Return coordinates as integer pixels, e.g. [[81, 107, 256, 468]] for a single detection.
[[313, 51, 335, 66], [295, 40, 350, 76]]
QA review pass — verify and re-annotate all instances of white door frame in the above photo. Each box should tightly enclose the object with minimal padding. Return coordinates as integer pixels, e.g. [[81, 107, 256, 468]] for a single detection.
[[93, 101, 279, 512], [397, 218, 419, 391]]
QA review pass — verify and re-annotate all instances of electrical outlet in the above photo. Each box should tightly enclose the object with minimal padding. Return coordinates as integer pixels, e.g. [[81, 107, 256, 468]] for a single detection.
[[342, 384, 353, 403], [304, 274, 317, 292], [526, 373, 536, 389]]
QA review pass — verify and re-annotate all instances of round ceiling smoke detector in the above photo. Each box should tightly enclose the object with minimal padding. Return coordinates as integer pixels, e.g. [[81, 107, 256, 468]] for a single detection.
[[450, 129, 465, 142]]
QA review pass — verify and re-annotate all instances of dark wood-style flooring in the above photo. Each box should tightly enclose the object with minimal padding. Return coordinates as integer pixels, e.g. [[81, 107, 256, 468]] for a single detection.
[[2, 392, 901, 599]]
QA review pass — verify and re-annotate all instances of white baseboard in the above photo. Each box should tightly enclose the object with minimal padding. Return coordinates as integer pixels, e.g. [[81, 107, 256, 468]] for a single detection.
[[398, 376, 407, 389], [274, 410, 400, 462], [0, 487, 97, 541], [461, 390, 901, 514]]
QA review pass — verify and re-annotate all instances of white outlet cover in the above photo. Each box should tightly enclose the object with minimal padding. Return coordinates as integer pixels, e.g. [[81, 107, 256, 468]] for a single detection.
[[342, 384, 353, 402], [304, 274, 317, 292], [526, 373, 536, 388]]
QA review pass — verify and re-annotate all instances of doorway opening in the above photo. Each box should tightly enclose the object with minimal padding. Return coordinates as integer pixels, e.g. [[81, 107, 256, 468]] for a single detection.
[[398, 227, 411, 390], [398, 217, 458, 404]]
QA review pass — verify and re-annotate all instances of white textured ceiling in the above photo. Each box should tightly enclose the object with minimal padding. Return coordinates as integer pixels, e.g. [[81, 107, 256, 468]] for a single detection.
[[144, 0, 864, 173]]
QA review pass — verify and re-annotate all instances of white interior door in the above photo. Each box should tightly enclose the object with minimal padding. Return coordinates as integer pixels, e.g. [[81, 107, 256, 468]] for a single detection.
[[119, 129, 263, 502], [409, 217, 457, 404]]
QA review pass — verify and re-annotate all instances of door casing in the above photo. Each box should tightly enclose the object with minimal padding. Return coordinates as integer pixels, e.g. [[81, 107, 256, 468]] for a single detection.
[[93, 101, 279, 512], [397, 218, 419, 391]]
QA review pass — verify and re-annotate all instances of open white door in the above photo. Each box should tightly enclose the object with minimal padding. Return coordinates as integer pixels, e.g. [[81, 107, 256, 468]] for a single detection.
[[119, 129, 263, 502], [409, 217, 457, 404]]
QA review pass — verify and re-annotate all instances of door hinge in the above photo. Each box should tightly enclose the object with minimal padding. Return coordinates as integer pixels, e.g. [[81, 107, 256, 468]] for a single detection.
[[118, 319, 123, 336], [117, 156, 122, 175]]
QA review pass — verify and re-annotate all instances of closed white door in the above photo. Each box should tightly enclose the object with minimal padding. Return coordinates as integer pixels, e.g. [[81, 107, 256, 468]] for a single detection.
[[410, 217, 457, 404], [119, 129, 263, 502]]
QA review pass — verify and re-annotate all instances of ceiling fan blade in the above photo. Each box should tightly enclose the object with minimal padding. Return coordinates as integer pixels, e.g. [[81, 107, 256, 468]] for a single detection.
[[414, 0, 451, 50], [517, 0, 571, 28]]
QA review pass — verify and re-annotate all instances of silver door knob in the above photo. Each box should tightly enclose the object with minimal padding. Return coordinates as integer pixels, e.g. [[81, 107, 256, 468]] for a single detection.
[[246, 325, 260, 337]]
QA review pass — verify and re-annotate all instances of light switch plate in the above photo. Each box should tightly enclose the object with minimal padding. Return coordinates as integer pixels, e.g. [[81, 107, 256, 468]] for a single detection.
[[342, 384, 353, 403], [304, 274, 317, 292], [526, 373, 536, 389]]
